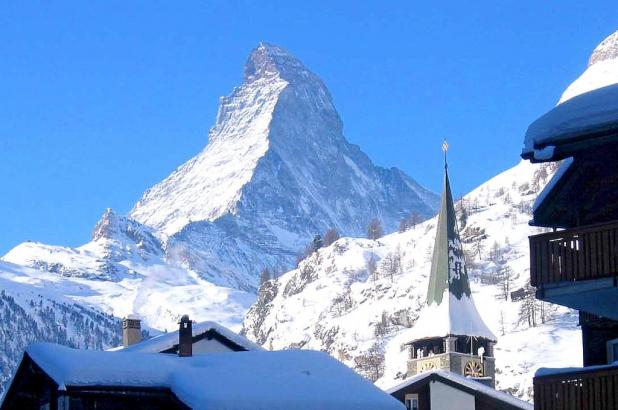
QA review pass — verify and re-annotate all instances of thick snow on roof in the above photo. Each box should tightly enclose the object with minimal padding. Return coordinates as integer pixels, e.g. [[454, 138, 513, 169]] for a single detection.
[[523, 83, 618, 160], [24, 343, 404, 410], [119, 321, 263, 353], [523, 31, 618, 160], [535, 361, 618, 378], [386, 369, 532, 410], [404, 292, 496, 342]]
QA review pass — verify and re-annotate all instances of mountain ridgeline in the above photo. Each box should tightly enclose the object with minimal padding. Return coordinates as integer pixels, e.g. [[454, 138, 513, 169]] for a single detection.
[[129, 43, 439, 290]]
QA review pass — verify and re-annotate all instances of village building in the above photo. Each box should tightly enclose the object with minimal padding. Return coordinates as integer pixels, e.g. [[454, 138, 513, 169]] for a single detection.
[[1, 315, 403, 410], [0, 342, 405, 410], [387, 369, 532, 410], [401, 155, 497, 387], [522, 82, 618, 409], [115, 314, 263, 354], [521, 82, 618, 409]]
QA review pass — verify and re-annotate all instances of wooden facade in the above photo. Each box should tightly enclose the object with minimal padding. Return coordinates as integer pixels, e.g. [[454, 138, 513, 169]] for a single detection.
[[523, 89, 618, 409], [0, 354, 189, 410], [529, 221, 618, 289], [533, 365, 618, 410]]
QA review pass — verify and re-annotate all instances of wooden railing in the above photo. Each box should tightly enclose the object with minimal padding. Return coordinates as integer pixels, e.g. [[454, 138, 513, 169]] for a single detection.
[[534, 366, 618, 410], [529, 221, 618, 288]]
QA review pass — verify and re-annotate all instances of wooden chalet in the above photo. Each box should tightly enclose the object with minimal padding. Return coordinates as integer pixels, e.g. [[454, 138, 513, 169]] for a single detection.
[[1, 343, 404, 410], [522, 82, 618, 409]]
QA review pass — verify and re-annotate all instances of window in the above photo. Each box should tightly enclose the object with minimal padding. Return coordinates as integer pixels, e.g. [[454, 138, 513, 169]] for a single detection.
[[405, 393, 419, 410], [607, 338, 618, 364]]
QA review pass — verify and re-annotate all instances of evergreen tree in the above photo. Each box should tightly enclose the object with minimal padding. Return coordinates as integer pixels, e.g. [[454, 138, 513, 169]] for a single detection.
[[312, 234, 324, 251], [259, 267, 271, 286], [367, 218, 384, 240], [323, 228, 340, 246]]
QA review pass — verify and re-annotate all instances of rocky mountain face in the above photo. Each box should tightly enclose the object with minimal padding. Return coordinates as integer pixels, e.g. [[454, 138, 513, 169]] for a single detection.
[[130, 43, 438, 291], [242, 160, 582, 402], [4, 209, 163, 281]]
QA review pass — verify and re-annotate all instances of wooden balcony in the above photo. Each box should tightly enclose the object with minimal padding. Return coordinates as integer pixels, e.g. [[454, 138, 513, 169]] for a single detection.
[[529, 221, 618, 319], [534, 365, 618, 410]]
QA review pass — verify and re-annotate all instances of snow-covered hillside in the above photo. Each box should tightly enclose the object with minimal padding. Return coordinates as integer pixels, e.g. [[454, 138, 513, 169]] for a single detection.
[[242, 160, 582, 402], [2, 211, 253, 332], [0, 261, 122, 397]]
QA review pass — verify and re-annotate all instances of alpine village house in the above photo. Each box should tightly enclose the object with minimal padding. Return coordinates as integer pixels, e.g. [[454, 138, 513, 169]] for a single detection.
[[522, 82, 618, 409], [1, 315, 405, 410]]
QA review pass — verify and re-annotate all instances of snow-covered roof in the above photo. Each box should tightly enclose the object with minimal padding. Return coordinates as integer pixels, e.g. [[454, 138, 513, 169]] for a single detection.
[[118, 320, 264, 353], [21, 343, 404, 410], [535, 361, 618, 378], [386, 369, 532, 410], [404, 292, 496, 342], [523, 83, 618, 161]]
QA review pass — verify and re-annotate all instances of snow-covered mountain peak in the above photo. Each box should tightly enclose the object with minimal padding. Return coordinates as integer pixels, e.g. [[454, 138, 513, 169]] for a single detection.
[[589, 30, 618, 66], [129, 44, 438, 287], [244, 42, 312, 83], [92, 208, 122, 241], [559, 29, 618, 103]]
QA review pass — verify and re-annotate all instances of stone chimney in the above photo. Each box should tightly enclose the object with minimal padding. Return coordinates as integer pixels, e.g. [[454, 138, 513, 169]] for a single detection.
[[122, 315, 142, 347], [178, 314, 192, 357]]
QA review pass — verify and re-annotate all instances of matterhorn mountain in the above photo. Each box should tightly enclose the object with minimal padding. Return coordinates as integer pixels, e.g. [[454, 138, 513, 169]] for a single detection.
[[1, 44, 438, 334], [130, 42, 439, 290]]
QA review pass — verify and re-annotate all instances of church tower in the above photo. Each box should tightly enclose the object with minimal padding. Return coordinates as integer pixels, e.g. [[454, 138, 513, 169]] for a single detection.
[[405, 145, 497, 386]]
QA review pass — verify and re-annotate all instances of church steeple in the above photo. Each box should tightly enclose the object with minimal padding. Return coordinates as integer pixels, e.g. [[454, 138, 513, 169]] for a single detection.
[[426, 163, 472, 305], [405, 144, 497, 385]]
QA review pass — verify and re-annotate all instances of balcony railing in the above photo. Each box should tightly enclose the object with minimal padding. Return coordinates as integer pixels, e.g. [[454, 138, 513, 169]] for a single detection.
[[529, 221, 618, 288], [534, 365, 618, 410]]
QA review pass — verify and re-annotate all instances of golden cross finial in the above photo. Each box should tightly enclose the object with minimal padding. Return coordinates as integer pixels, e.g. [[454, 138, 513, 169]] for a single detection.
[[442, 139, 449, 169]]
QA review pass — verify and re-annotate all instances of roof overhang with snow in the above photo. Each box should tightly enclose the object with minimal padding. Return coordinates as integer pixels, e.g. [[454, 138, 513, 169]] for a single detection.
[[522, 83, 618, 163], [2, 343, 404, 410], [387, 370, 532, 410], [530, 144, 618, 228]]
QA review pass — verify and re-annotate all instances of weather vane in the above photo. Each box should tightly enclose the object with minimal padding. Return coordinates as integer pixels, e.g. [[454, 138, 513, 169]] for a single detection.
[[442, 139, 449, 168]]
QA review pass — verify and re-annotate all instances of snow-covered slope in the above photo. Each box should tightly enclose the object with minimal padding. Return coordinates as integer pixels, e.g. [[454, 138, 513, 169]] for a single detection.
[[3, 210, 254, 332], [559, 30, 618, 103], [242, 160, 581, 402], [129, 43, 438, 289], [0, 261, 122, 397]]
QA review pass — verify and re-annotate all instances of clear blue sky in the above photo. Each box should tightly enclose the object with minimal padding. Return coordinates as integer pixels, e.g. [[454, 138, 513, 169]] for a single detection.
[[1, 1, 617, 254]]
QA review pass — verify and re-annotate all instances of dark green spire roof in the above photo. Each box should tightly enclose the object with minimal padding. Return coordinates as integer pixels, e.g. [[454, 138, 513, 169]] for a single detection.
[[426, 166, 471, 305]]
